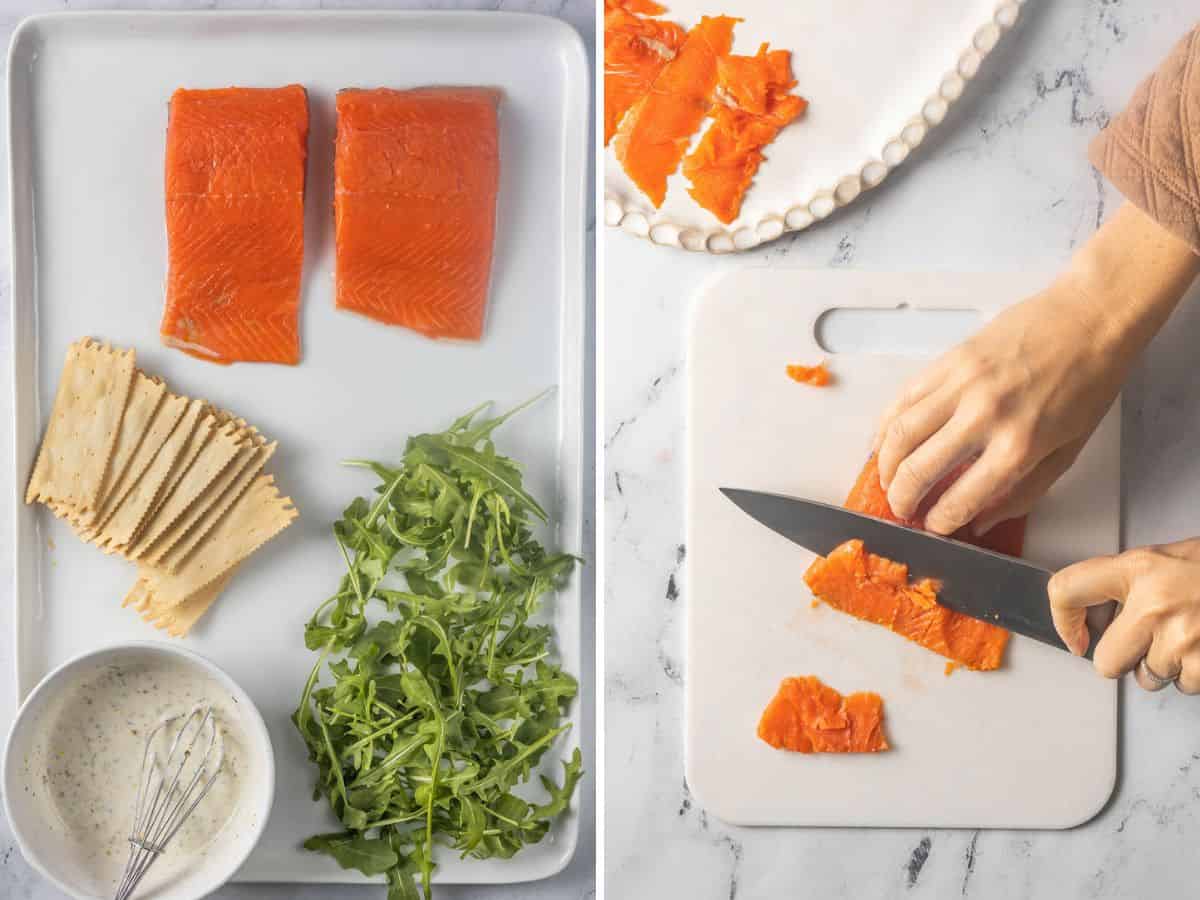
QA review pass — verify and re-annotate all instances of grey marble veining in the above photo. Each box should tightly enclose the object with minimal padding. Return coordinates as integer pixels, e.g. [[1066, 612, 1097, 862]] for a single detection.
[[0, 1, 595, 898], [604, 2, 1200, 898]]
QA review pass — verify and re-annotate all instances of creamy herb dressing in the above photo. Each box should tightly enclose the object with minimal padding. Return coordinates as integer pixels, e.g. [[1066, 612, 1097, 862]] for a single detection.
[[20, 656, 257, 894]]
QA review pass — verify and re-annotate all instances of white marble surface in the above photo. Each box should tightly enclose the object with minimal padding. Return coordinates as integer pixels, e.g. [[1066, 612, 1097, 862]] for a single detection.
[[0, 1, 595, 899], [604, 2, 1200, 897]]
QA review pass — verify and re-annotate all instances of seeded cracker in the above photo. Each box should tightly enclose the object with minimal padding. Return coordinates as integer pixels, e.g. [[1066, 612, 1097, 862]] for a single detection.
[[124, 568, 237, 637], [28, 337, 298, 637], [96, 397, 206, 551], [161, 440, 277, 573], [86, 391, 190, 537], [132, 409, 218, 544], [128, 419, 246, 559], [46, 372, 167, 531], [138, 474, 296, 608], [143, 433, 273, 568], [85, 372, 166, 524], [25, 339, 135, 510]]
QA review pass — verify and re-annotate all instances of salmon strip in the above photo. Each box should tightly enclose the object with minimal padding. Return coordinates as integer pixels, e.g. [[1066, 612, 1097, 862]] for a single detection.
[[334, 88, 500, 341], [758, 675, 888, 753], [805, 539, 1009, 671], [161, 86, 308, 365], [683, 44, 808, 224], [604, 3, 687, 146], [613, 15, 738, 207], [803, 456, 1023, 670]]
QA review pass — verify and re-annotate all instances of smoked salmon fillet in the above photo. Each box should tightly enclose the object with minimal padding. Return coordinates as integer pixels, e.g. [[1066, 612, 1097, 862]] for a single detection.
[[682, 44, 808, 224], [757, 676, 888, 753], [613, 15, 738, 207], [161, 86, 308, 365], [604, 1, 687, 146], [334, 87, 500, 341], [803, 456, 1022, 670]]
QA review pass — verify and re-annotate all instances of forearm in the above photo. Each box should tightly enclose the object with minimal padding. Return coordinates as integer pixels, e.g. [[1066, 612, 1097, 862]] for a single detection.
[[1061, 203, 1200, 363]]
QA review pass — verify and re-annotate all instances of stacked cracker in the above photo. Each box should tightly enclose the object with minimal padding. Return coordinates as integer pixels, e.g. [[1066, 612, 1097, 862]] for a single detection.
[[25, 338, 297, 636]]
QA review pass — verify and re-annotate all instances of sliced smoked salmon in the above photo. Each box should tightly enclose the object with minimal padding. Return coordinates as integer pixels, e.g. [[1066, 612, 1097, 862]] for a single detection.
[[757, 675, 888, 753], [604, 3, 687, 146], [161, 86, 308, 365], [682, 44, 807, 224], [804, 539, 1009, 671], [334, 87, 500, 341], [786, 361, 831, 386], [802, 455, 1021, 670], [613, 15, 738, 207]]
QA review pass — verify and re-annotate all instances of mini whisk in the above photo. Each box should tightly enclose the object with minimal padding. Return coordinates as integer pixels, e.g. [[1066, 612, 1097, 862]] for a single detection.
[[114, 706, 225, 900]]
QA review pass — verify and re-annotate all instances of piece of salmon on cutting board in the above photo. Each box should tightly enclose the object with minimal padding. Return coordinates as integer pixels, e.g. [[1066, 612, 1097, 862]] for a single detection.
[[686, 269, 1118, 828]]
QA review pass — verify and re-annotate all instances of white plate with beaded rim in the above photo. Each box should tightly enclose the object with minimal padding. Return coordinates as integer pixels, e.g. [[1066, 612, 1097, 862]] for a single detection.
[[604, 0, 1026, 252]]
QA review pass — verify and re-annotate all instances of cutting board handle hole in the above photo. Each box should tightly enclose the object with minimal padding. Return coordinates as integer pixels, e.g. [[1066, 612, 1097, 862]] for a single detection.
[[815, 306, 982, 356]]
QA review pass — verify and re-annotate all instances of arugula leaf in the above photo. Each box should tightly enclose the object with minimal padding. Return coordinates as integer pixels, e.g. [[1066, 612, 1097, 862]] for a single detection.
[[532, 748, 585, 820], [295, 399, 582, 899], [303, 833, 399, 876], [387, 868, 422, 900]]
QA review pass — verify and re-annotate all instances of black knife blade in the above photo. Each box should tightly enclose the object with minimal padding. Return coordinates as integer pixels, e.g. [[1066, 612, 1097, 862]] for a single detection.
[[720, 487, 1098, 658]]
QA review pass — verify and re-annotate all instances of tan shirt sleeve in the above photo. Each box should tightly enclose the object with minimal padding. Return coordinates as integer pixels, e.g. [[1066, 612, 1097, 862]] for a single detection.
[[1089, 26, 1200, 253]]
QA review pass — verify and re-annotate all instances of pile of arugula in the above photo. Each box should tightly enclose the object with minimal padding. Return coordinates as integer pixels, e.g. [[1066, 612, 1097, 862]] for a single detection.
[[293, 398, 582, 900]]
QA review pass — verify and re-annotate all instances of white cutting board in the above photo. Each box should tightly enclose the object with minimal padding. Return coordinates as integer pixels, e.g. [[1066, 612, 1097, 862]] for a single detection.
[[8, 11, 587, 886], [686, 269, 1118, 829]]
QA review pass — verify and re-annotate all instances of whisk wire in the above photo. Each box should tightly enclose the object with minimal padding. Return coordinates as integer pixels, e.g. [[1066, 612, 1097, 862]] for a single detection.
[[114, 706, 224, 900]]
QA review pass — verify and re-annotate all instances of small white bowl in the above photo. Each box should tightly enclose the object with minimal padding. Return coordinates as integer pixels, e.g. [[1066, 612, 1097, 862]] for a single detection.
[[2, 642, 275, 900]]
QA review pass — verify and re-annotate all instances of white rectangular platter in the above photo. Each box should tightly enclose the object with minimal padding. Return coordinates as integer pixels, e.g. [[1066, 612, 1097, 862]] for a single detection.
[[8, 10, 588, 886], [686, 268, 1118, 829]]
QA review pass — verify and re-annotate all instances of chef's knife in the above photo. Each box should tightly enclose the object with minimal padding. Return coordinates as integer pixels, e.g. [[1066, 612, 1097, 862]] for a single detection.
[[720, 487, 1103, 659]]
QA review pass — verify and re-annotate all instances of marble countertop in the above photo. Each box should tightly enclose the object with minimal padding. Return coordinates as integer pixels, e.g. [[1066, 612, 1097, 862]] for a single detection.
[[604, 1, 1200, 898], [0, 2, 595, 899]]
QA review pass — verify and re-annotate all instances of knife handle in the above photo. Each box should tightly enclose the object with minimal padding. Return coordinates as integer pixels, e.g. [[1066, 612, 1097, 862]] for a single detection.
[[1079, 602, 1117, 662]]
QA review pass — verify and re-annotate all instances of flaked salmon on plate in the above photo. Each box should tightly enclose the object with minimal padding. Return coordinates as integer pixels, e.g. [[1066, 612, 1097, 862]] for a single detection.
[[604, 0, 1024, 251]]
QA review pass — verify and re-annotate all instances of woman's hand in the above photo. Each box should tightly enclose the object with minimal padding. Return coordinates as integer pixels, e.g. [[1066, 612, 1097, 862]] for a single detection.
[[873, 278, 1122, 535], [873, 204, 1200, 536], [1050, 541, 1200, 693]]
